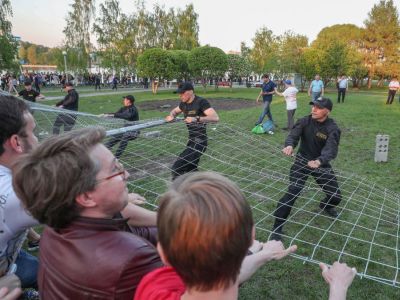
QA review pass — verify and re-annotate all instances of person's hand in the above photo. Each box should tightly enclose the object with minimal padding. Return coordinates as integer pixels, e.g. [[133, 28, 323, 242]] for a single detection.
[[128, 193, 146, 205], [165, 115, 174, 122], [282, 146, 293, 156], [184, 117, 196, 124], [307, 160, 321, 169], [0, 287, 22, 300], [248, 239, 263, 254], [260, 240, 297, 261], [320, 262, 356, 299]]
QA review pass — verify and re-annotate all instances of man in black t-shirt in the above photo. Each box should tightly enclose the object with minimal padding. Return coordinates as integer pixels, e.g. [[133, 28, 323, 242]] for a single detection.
[[166, 82, 219, 180], [17, 81, 45, 102]]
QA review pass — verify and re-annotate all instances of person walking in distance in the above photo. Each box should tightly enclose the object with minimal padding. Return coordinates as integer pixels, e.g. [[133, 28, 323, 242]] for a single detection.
[[337, 75, 348, 103]]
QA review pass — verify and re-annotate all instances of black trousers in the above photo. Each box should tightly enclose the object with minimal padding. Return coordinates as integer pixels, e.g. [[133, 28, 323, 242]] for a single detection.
[[337, 88, 346, 103], [273, 156, 341, 230], [386, 90, 397, 104], [105, 131, 139, 159], [52, 114, 77, 134], [171, 136, 208, 180]]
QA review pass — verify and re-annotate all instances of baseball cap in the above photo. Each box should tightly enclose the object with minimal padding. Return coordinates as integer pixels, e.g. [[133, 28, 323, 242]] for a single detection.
[[309, 97, 333, 111], [284, 79, 292, 85], [174, 82, 194, 94], [123, 95, 135, 102]]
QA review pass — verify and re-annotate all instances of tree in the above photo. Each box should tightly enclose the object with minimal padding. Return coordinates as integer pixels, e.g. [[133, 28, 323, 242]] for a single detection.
[[363, 0, 400, 88], [27, 45, 38, 65], [168, 50, 191, 81], [227, 54, 251, 87], [297, 48, 321, 91], [277, 31, 308, 77], [0, 0, 18, 71], [249, 27, 280, 76], [136, 48, 174, 94], [93, 0, 130, 73], [188, 46, 228, 90], [172, 4, 199, 50], [63, 0, 96, 71]]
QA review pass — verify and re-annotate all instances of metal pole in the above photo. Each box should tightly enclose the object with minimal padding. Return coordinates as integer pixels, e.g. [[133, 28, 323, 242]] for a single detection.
[[63, 52, 68, 83]]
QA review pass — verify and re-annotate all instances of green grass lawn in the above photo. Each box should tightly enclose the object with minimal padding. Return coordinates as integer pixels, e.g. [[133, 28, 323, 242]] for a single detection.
[[33, 86, 400, 299]]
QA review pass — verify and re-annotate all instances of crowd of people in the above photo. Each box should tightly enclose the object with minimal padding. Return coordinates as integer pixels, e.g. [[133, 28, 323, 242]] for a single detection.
[[0, 78, 362, 300]]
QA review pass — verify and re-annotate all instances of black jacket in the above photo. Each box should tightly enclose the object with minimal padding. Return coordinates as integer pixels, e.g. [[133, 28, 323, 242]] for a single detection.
[[285, 115, 341, 165], [56, 89, 79, 111], [114, 105, 139, 122]]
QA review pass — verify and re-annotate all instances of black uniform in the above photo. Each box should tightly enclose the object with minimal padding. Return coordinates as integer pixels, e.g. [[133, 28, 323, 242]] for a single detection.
[[18, 89, 40, 102], [171, 96, 211, 179], [105, 105, 139, 159], [272, 115, 342, 232], [52, 89, 79, 134]]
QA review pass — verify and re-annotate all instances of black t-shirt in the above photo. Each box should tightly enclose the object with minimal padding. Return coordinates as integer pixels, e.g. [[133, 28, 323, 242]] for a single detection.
[[179, 96, 211, 138], [18, 89, 40, 102]]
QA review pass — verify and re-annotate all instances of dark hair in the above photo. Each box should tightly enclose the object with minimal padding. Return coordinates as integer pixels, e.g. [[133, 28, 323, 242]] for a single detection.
[[13, 127, 106, 229], [0, 96, 30, 155], [158, 172, 253, 291], [262, 73, 269, 79]]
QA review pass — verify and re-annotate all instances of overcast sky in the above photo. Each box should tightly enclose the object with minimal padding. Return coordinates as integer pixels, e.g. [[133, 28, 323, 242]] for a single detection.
[[11, 0, 400, 51]]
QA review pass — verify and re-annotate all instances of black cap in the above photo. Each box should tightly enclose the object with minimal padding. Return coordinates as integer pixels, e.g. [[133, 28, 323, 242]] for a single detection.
[[123, 95, 135, 102], [174, 82, 194, 94], [309, 97, 333, 111]]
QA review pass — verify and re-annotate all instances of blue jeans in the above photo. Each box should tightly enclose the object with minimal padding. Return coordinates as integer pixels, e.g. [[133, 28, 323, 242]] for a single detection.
[[15, 250, 38, 289], [311, 92, 321, 101], [257, 100, 273, 124]]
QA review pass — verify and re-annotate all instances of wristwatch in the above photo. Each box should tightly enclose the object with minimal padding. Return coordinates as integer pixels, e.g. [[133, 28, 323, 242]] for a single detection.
[[196, 116, 201, 122]]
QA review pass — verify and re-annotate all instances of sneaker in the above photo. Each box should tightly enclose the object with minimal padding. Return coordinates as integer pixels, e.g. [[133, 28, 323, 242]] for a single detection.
[[322, 207, 339, 218], [27, 240, 40, 252]]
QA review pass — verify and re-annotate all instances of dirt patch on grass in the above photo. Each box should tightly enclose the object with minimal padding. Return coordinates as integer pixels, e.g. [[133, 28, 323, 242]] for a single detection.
[[138, 98, 256, 112]]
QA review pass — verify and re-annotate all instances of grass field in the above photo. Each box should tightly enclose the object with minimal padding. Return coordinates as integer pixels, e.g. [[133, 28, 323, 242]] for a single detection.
[[34, 86, 400, 299]]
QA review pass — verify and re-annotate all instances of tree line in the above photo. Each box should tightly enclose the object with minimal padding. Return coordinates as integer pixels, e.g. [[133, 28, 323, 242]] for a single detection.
[[0, 0, 399, 90]]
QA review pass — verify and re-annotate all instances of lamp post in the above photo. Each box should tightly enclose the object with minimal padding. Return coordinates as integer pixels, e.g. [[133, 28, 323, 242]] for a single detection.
[[62, 50, 68, 83]]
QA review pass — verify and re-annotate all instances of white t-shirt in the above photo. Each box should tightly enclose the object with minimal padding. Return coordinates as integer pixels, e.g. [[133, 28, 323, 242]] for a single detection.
[[282, 86, 298, 110], [389, 80, 399, 90], [0, 165, 38, 274]]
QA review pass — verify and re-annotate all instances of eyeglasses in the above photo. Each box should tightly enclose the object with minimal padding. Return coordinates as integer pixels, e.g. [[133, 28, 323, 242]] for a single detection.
[[96, 160, 128, 184]]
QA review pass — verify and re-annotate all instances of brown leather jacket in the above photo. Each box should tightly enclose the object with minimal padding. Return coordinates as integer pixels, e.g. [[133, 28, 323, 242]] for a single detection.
[[38, 217, 162, 299]]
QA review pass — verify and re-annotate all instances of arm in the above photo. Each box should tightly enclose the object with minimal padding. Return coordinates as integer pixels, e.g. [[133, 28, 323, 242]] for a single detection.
[[114, 107, 137, 121], [284, 118, 305, 149], [317, 127, 341, 165], [60, 92, 77, 107], [256, 88, 263, 102], [165, 106, 182, 122], [238, 240, 297, 284], [185, 107, 219, 124], [308, 83, 312, 96], [35, 93, 45, 100], [320, 262, 356, 300], [120, 201, 157, 227], [275, 87, 283, 97]]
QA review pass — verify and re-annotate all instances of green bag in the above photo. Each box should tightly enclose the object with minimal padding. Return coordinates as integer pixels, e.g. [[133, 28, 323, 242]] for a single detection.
[[251, 124, 265, 134]]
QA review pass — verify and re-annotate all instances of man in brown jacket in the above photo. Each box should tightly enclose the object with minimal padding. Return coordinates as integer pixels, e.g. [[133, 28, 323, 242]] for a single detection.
[[13, 127, 162, 299]]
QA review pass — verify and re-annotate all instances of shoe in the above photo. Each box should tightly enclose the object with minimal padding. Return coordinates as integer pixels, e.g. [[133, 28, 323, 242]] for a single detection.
[[322, 207, 338, 218], [27, 240, 40, 252]]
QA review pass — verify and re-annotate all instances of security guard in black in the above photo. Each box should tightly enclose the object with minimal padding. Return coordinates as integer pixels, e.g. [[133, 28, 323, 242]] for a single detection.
[[285, 115, 341, 165], [178, 95, 210, 138], [18, 89, 40, 102]]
